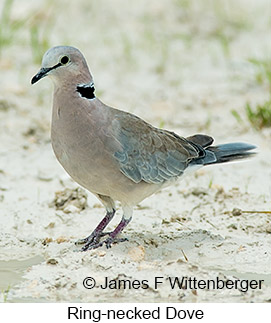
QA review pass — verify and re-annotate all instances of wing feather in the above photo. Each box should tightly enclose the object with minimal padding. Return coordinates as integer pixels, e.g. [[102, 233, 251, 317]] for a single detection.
[[112, 111, 202, 184]]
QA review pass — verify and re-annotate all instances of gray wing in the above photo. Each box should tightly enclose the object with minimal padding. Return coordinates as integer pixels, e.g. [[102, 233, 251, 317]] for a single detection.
[[112, 112, 203, 184]]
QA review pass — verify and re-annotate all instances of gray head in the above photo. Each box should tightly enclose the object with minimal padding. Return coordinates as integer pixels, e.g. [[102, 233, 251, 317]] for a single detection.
[[31, 46, 93, 86]]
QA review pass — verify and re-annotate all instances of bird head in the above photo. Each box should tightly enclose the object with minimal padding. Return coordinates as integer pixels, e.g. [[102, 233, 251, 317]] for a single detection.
[[31, 46, 92, 86]]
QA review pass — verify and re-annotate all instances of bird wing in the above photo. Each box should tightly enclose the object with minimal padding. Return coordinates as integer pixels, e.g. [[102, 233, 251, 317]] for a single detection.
[[112, 111, 204, 184]]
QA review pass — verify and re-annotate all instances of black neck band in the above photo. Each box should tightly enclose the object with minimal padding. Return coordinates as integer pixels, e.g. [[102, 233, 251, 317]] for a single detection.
[[76, 84, 95, 99]]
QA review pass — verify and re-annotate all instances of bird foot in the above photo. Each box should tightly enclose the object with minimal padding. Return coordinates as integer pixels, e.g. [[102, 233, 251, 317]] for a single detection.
[[75, 231, 110, 246], [80, 236, 128, 251]]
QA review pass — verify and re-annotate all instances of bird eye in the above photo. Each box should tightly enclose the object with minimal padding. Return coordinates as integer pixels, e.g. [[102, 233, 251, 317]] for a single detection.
[[60, 56, 70, 65]]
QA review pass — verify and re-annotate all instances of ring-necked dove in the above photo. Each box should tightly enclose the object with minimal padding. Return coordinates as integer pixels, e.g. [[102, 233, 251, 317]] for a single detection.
[[31, 46, 256, 251]]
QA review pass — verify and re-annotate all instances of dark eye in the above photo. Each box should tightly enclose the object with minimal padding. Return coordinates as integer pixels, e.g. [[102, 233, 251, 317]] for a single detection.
[[60, 56, 69, 65]]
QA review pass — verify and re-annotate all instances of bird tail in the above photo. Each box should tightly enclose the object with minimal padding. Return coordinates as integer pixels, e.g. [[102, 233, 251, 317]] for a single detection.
[[197, 142, 257, 166]]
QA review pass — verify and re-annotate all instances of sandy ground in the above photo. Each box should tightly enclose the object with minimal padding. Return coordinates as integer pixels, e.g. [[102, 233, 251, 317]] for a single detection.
[[0, 0, 271, 302]]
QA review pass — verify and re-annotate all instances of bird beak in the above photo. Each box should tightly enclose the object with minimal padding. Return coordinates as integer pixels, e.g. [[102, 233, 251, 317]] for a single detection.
[[31, 67, 51, 84]]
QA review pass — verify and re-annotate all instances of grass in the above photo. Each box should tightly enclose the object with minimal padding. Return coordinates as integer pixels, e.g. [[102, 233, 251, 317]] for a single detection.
[[0, 0, 14, 50], [0, 0, 54, 63], [232, 100, 271, 130], [245, 100, 271, 129], [29, 1, 56, 64], [1, 285, 11, 302], [209, 27, 232, 57], [0, 0, 26, 54], [232, 56, 271, 130], [30, 20, 52, 65], [248, 57, 271, 93], [231, 109, 243, 124], [208, 0, 251, 57], [245, 56, 271, 129], [158, 119, 165, 129], [208, 177, 213, 189]]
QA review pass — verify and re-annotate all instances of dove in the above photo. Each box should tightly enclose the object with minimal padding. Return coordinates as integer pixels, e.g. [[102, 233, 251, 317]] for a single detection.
[[31, 46, 256, 251]]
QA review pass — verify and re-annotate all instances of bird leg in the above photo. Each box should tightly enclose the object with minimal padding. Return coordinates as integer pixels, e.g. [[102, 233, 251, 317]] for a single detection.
[[81, 217, 131, 251], [76, 209, 115, 247]]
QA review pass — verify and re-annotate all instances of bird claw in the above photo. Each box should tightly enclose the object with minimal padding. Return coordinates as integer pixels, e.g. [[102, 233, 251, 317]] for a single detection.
[[80, 236, 128, 251], [75, 231, 111, 246], [103, 237, 128, 249]]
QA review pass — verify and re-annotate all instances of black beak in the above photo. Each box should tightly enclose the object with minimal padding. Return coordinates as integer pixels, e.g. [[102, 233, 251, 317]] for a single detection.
[[31, 67, 51, 84], [31, 63, 61, 84]]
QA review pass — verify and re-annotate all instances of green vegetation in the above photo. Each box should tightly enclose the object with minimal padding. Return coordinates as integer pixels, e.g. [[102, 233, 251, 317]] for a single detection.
[[0, 0, 25, 54], [231, 109, 243, 124], [232, 56, 271, 130], [248, 57, 271, 93], [1, 285, 10, 302], [245, 100, 271, 129], [210, 27, 232, 57], [232, 100, 271, 130], [244, 57, 271, 129], [30, 16, 53, 64], [0, 0, 54, 63], [158, 119, 165, 129]]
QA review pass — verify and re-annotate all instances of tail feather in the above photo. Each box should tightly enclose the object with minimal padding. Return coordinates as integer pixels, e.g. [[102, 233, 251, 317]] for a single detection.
[[203, 142, 257, 165]]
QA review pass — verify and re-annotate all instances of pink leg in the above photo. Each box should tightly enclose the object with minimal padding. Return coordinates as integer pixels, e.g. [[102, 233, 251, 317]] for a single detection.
[[82, 217, 131, 251], [76, 209, 115, 248]]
